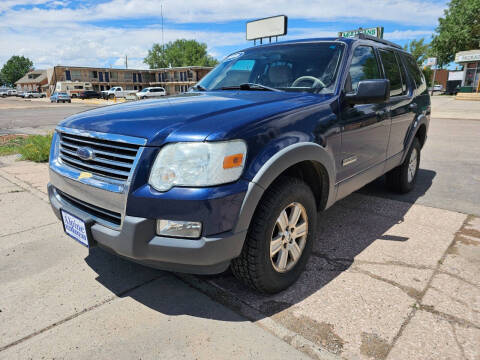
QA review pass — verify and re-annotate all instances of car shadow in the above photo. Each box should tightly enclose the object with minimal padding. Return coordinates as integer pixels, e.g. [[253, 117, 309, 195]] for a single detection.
[[85, 168, 436, 322]]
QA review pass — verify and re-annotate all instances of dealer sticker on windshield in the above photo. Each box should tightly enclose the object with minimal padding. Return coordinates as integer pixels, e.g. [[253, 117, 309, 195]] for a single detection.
[[61, 210, 89, 247]]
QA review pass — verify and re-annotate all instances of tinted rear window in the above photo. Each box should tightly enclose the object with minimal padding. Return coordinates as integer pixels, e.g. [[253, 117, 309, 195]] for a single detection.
[[379, 49, 404, 97], [402, 53, 427, 93]]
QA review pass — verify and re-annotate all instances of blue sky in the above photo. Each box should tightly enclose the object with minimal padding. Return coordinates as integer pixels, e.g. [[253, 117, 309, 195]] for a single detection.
[[0, 0, 447, 69]]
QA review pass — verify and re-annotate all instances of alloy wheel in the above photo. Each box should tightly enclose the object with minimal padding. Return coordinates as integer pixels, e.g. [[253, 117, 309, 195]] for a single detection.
[[270, 202, 308, 273]]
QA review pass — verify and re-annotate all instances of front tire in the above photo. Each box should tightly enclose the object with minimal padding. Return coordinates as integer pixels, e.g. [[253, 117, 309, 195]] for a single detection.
[[386, 138, 421, 193], [231, 177, 317, 293]]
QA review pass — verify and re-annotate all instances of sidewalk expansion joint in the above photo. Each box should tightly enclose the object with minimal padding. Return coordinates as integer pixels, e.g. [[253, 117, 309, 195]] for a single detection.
[[175, 273, 342, 360], [384, 214, 476, 358], [0, 275, 164, 353], [0, 172, 48, 203], [0, 222, 57, 239]]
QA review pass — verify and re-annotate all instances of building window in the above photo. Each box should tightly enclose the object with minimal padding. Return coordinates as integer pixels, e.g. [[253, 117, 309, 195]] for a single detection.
[[90, 71, 98, 78], [65, 70, 71, 81], [71, 70, 82, 81], [110, 72, 118, 81], [99, 72, 104, 82], [144, 73, 155, 82], [105, 72, 110, 82], [138, 73, 142, 82]]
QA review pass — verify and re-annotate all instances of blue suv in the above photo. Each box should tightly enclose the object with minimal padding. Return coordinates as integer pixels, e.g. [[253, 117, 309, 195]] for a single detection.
[[48, 35, 430, 293]]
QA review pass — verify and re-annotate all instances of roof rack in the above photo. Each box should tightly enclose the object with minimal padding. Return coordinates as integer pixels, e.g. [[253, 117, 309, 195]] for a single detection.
[[355, 33, 403, 50]]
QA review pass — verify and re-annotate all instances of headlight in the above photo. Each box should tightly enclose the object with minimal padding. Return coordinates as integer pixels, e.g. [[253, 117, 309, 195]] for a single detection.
[[148, 140, 247, 191]]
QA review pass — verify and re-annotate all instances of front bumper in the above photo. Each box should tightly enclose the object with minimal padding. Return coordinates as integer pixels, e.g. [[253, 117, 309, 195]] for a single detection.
[[48, 183, 247, 274]]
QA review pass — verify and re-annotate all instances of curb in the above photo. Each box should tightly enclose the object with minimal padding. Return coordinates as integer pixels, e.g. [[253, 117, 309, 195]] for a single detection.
[[176, 273, 342, 360]]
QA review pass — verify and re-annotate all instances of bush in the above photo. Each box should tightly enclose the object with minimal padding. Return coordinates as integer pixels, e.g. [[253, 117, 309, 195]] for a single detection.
[[0, 134, 53, 162]]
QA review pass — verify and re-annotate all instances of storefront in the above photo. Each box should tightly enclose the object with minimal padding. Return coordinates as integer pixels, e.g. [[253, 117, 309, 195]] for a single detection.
[[455, 50, 480, 92]]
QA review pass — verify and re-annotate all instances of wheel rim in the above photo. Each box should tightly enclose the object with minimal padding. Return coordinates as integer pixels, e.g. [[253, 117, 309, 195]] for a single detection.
[[270, 202, 308, 273], [408, 148, 418, 183]]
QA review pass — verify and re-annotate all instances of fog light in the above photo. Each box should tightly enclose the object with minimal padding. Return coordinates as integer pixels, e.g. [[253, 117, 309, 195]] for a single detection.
[[156, 220, 202, 239]]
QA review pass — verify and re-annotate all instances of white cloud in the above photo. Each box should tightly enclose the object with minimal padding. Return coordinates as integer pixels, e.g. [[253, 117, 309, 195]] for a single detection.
[[384, 29, 434, 40], [1, 0, 446, 27], [0, 0, 444, 69], [0, 23, 244, 69]]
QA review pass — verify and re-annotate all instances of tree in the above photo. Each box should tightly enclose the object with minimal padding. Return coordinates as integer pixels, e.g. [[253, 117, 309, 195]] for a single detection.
[[0, 55, 33, 87], [144, 39, 218, 69], [430, 0, 480, 66], [403, 38, 430, 65]]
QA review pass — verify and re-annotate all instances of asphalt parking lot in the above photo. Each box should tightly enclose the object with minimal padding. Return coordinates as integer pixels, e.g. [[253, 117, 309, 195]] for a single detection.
[[0, 97, 100, 135], [0, 96, 479, 359]]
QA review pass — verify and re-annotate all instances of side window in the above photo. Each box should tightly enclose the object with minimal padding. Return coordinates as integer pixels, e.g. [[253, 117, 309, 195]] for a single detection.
[[347, 46, 381, 92], [379, 49, 403, 97], [395, 52, 408, 95], [403, 54, 427, 93]]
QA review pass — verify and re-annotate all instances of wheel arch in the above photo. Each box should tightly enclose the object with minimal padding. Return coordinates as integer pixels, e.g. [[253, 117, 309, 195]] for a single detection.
[[234, 142, 336, 234]]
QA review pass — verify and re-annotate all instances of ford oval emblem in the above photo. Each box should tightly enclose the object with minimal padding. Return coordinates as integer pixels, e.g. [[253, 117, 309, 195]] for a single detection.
[[76, 147, 94, 161]]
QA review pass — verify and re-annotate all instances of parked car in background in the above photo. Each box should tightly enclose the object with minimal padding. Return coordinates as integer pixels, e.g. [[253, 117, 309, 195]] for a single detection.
[[105, 86, 137, 99], [50, 92, 71, 103], [429, 84, 443, 92], [0, 89, 9, 97], [136, 87, 166, 99], [7, 89, 17, 96], [78, 90, 101, 99], [16, 91, 24, 97], [23, 91, 45, 98], [446, 80, 461, 95], [55, 81, 93, 98]]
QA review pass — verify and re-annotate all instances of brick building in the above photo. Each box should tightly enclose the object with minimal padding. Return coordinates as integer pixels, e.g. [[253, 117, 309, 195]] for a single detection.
[[15, 69, 48, 92], [43, 65, 211, 96]]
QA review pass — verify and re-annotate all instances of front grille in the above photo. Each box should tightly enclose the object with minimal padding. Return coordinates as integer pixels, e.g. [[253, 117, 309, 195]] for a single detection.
[[58, 132, 141, 181], [57, 189, 122, 226]]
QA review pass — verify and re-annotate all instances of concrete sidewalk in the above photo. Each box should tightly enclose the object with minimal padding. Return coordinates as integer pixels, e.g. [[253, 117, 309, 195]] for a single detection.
[[0, 158, 310, 360], [0, 158, 479, 360]]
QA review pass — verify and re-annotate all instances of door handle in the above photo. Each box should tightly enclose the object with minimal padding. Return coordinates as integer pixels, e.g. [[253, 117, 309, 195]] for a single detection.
[[409, 103, 418, 110]]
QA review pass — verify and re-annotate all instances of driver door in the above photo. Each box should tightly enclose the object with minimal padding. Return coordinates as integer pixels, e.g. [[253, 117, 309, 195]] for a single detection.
[[337, 46, 390, 187]]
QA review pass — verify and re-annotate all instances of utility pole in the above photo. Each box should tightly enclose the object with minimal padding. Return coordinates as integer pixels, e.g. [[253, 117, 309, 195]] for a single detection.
[[161, 3, 165, 52], [125, 55, 128, 69]]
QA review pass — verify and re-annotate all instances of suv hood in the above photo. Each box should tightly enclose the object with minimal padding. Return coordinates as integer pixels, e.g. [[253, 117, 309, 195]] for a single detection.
[[60, 91, 329, 146]]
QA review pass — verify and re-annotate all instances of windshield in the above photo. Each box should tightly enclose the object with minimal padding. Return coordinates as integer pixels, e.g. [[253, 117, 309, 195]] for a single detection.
[[197, 42, 344, 93], [139, 88, 149, 92]]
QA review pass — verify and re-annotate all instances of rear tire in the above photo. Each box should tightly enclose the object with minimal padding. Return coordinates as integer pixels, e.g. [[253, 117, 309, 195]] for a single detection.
[[231, 177, 317, 293], [386, 138, 421, 193]]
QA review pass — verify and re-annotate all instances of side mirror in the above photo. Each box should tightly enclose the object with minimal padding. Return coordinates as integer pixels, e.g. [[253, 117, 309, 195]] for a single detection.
[[345, 79, 390, 105]]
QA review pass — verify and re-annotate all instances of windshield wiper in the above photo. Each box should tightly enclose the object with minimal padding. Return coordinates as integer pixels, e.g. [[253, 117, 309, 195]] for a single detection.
[[192, 84, 207, 91], [220, 83, 282, 92]]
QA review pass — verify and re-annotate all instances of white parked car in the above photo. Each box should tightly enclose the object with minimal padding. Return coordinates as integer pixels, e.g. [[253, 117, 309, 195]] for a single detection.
[[429, 84, 443, 92], [105, 87, 137, 99], [7, 89, 17, 96], [136, 87, 166, 99], [23, 91, 46, 98]]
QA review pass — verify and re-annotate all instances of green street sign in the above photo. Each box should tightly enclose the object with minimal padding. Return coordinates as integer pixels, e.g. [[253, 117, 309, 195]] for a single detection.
[[339, 27, 384, 39]]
